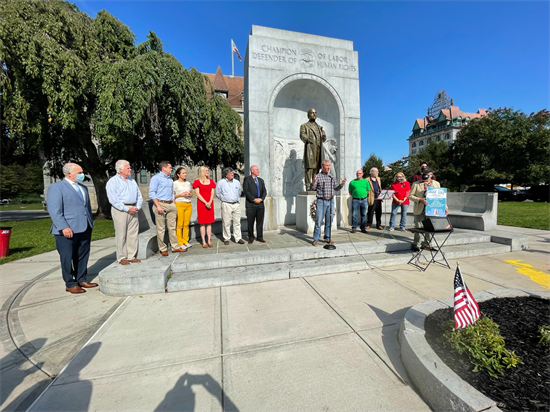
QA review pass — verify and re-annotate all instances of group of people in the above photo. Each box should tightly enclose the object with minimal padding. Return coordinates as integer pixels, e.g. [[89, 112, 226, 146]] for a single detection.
[[47, 159, 445, 294], [346, 161, 447, 252]]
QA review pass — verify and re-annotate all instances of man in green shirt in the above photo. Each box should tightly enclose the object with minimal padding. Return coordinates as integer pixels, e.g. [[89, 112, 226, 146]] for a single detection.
[[348, 169, 371, 233]]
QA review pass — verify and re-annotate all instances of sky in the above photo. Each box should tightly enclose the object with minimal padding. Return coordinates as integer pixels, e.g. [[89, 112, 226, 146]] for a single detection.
[[74, 0, 549, 165]]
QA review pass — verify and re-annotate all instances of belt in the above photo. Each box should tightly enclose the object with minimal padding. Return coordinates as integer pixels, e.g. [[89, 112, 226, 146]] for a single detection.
[[123, 203, 137, 206], [317, 197, 333, 201], [158, 200, 173, 204], [223, 201, 239, 204], [353, 197, 366, 200]]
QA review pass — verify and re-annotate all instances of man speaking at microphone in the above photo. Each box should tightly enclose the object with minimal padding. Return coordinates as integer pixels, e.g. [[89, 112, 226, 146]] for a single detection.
[[311, 160, 346, 246]]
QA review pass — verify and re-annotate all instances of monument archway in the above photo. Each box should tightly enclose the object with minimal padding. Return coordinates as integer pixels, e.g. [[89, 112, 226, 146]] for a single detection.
[[268, 75, 344, 224]]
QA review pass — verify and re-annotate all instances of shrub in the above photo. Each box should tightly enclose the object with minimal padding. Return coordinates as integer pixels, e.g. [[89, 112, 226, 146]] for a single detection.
[[440, 316, 522, 378], [538, 325, 550, 346]]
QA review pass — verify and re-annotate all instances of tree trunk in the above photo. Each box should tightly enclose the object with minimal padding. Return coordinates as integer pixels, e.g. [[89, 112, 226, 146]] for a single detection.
[[90, 171, 111, 219]]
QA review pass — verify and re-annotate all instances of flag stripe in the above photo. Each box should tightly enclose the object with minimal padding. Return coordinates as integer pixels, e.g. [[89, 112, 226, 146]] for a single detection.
[[453, 266, 480, 329]]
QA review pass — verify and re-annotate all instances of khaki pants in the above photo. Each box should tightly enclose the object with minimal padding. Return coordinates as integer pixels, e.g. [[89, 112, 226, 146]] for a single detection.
[[176, 202, 192, 246], [153, 202, 179, 252], [413, 213, 433, 248], [111, 207, 139, 262], [221, 202, 242, 242]]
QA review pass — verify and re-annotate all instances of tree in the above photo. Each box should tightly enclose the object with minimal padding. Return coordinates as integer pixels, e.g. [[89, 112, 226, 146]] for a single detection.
[[450, 108, 550, 188], [0, 0, 243, 218], [362, 153, 392, 188], [408, 141, 458, 190]]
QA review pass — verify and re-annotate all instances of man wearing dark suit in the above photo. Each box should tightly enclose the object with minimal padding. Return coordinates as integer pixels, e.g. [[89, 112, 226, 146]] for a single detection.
[[47, 163, 97, 294], [243, 165, 267, 244]]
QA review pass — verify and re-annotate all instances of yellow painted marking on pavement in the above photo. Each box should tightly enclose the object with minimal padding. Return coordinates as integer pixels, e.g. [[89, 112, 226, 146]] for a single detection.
[[504, 260, 550, 288]]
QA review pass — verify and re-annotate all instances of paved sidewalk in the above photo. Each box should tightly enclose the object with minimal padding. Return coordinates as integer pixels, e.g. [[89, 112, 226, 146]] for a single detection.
[[1, 226, 548, 411]]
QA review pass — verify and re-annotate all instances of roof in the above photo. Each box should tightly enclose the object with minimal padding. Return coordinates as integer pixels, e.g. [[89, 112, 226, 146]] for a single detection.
[[203, 66, 244, 109], [412, 105, 487, 131]]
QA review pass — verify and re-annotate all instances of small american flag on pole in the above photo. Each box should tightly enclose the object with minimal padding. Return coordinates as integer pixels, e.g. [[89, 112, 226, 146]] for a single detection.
[[232, 39, 242, 61], [454, 264, 480, 329]]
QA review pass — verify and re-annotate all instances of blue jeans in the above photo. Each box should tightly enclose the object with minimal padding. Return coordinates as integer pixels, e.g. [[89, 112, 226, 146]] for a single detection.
[[313, 198, 334, 241], [351, 198, 368, 230], [390, 203, 409, 229]]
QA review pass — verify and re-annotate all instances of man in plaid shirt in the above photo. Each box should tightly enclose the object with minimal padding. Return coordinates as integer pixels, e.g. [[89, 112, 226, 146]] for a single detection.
[[311, 160, 347, 246]]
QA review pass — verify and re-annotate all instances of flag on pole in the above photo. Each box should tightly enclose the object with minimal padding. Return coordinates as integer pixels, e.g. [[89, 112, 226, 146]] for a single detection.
[[232, 39, 242, 61], [453, 265, 480, 329]]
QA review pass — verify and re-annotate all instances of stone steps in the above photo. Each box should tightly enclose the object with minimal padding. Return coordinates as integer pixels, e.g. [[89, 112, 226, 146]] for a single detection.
[[166, 241, 511, 292]]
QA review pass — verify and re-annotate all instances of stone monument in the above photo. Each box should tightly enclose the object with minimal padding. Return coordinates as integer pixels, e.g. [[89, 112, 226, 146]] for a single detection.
[[244, 25, 360, 230]]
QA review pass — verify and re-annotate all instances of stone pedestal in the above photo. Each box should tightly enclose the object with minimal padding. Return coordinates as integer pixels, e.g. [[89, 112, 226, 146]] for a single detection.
[[296, 192, 338, 235]]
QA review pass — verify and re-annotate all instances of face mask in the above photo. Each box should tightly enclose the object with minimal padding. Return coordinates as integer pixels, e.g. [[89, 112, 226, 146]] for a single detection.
[[397, 178, 403, 182], [76, 173, 85, 182]]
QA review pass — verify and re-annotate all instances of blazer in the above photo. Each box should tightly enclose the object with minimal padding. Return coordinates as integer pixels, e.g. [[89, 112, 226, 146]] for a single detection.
[[366, 176, 382, 206], [243, 175, 267, 208], [409, 180, 441, 215], [47, 180, 94, 235]]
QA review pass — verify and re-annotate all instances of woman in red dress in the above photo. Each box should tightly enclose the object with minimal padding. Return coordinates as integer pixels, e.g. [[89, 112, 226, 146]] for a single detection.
[[193, 166, 216, 248]]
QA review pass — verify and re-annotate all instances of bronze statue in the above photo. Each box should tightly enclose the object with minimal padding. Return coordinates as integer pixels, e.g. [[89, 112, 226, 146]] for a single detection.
[[300, 108, 326, 190]]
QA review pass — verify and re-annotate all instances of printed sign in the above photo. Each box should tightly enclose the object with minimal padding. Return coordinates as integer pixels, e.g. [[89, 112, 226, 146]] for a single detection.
[[377, 190, 395, 200], [426, 187, 447, 217]]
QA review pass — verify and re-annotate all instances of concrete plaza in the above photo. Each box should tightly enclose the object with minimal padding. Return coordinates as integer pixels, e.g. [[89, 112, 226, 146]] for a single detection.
[[0, 225, 548, 411]]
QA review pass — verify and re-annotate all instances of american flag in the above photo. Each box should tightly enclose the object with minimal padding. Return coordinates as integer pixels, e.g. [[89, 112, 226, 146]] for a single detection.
[[453, 265, 480, 329], [231, 39, 242, 62]]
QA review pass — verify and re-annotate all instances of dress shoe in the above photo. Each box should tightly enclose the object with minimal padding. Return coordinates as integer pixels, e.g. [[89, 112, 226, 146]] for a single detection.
[[172, 247, 187, 253], [224, 241, 230, 245], [161, 251, 169, 256], [130, 258, 141, 263], [365, 226, 371, 230], [248, 239, 254, 244], [312, 241, 319, 246], [79, 282, 98, 288], [238, 239, 245, 244], [257, 239, 266, 243], [350, 229, 356, 234], [119, 259, 130, 265], [361, 229, 368, 233], [377, 226, 383, 230], [66, 285, 86, 294]]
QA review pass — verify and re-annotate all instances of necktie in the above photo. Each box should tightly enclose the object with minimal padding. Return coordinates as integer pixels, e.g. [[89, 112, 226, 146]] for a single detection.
[[73, 183, 85, 202], [254, 177, 260, 197]]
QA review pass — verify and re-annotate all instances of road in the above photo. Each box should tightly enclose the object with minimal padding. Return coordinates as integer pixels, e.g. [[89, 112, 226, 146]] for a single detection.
[[0, 210, 50, 222]]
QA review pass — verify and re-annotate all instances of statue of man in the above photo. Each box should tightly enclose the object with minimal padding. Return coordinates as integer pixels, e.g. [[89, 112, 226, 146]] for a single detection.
[[300, 108, 326, 190]]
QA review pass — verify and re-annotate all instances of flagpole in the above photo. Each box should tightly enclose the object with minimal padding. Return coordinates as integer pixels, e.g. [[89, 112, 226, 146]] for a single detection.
[[231, 39, 234, 77]]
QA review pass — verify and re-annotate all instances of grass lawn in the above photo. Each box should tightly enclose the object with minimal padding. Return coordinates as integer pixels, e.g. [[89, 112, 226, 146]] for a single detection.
[[497, 201, 550, 230], [0, 203, 45, 211], [0, 219, 115, 264]]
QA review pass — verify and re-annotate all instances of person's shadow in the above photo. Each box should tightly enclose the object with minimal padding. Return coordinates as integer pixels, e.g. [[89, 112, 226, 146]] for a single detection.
[[283, 149, 304, 224], [155, 372, 239, 412]]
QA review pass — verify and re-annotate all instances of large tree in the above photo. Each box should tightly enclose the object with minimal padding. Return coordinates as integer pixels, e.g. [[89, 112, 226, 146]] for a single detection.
[[450, 108, 550, 188], [362, 153, 393, 188], [0, 0, 243, 218]]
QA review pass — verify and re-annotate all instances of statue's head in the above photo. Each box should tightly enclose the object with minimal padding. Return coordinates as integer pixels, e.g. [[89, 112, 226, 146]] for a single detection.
[[307, 108, 317, 120]]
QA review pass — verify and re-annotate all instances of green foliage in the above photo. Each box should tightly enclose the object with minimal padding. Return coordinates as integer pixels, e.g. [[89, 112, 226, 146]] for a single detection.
[[498, 202, 550, 230], [0, 164, 45, 197], [408, 141, 459, 190], [440, 316, 523, 378], [538, 325, 550, 346], [0, 218, 115, 264], [0, 0, 243, 217], [451, 108, 550, 187]]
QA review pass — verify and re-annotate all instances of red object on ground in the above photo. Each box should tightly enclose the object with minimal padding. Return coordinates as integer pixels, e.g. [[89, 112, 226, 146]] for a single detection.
[[0, 227, 12, 258]]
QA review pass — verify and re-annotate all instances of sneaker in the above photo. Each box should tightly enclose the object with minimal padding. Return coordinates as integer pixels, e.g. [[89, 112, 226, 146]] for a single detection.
[[388, 228, 394, 231], [401, 228, 407, 232]]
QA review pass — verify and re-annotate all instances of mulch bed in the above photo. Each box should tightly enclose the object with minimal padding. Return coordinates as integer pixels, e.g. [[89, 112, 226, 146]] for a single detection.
[[424, 296, 550, 412]]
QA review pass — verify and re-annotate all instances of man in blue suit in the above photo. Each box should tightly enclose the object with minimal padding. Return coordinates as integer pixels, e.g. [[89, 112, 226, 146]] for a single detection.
[[47, 163, 97, 294]]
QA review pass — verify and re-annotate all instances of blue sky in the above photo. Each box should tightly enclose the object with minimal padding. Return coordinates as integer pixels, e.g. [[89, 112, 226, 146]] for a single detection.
[[75, 1, 549, 165]]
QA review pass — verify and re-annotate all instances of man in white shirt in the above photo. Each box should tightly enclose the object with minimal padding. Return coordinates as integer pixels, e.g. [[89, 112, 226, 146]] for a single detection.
[[215, 167, 244, 245], [106, 160, 143, 265]]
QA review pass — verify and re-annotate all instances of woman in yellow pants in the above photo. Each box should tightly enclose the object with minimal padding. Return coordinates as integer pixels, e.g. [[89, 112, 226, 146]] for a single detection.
[[173, 167, 193, 248]]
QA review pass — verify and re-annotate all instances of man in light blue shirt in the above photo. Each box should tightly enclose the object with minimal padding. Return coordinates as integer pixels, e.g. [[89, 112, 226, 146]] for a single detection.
[[106, 160, 143, 265], [149, 161, 185, 255], [216, 167, 244, 245]]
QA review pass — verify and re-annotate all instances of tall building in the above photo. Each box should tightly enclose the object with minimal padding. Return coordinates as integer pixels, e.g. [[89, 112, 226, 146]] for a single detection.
[[408, 90, 487, 155]]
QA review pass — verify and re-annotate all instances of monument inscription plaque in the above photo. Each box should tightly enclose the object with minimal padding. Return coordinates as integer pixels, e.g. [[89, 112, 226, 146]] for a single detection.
[[245, 25, 360, 229]]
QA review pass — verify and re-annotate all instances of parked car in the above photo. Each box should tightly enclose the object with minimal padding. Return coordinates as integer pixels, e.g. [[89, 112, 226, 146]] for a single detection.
[[1, 199, 10, 204], [526, 185, 550, 202], [465, 186, 518, 201]]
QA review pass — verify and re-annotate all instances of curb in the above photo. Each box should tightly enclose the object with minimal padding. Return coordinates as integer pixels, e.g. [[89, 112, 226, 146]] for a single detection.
[[399, 288, 550, 412]]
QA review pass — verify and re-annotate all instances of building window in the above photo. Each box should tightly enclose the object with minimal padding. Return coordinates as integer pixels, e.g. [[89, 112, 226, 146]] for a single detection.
[[427, 138, 432, 144], [445, 133, 450, 140], [140, 170, 147, 184], [419, 140, 424, 146], [412, 149, 417, 154], [412, 142, 417, 148], [419, 147, 424, 152], [436, 135, 441, 142]]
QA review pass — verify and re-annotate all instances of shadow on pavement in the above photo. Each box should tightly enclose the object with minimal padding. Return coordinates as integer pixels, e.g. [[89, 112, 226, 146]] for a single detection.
[[155, 372, 239, 412]]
